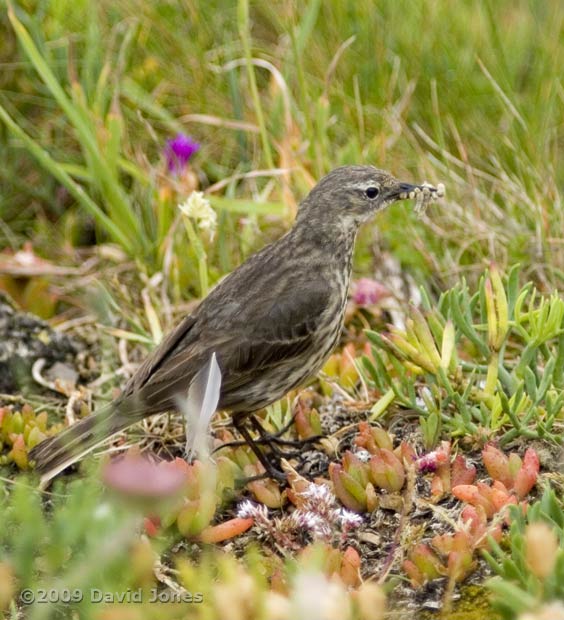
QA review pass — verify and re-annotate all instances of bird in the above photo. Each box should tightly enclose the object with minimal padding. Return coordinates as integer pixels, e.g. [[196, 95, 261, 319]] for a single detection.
[[30, 165, 438, 482]]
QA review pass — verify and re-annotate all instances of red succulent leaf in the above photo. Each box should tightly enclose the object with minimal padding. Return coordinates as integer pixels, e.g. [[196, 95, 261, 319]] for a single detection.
[[342, 450, 370, 487], [431, 474, 446, 498], [409, 543, 444, 581], [461, 505, 486, 529], [399, 441, 417, 464], [482, 444, 512, 487], [513, 448, 539, 499], [8, 434, 28, 469], [143, 515, 161, 537], [355, 421, 393, 454], [507, 452, 523, 479], [452, 484, 496, 518], [340, 546, 362, 587], [489, 481, 516, 512], [402, 559, 425, 587], [369, 448, 405, 492], [451, 454, 477, 487], [246, 475, 284, 508], [199, 517, 253, 544], [447, 549, 474, 582]]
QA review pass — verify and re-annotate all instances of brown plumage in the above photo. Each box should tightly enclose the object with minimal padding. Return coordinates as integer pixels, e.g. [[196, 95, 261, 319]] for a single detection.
[[30, 165, 430, 481]]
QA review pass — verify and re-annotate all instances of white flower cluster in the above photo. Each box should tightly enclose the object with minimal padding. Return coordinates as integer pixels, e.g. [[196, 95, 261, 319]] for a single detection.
[[237, 481, 363, 548], [179, 191, 217, 238], [287, 510, 332, 540], [300, 483, 364, 531]]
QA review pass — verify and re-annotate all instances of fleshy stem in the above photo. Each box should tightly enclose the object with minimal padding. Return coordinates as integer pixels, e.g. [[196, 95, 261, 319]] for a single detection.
[[181, 216, 209, 297]]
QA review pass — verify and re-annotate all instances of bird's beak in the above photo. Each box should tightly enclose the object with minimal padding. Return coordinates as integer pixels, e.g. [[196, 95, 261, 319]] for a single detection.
[[386, 182, 422, 201]]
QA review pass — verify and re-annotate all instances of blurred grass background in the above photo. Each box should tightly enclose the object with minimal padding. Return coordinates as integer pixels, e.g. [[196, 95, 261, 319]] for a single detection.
[[1, 0, 563, 290]]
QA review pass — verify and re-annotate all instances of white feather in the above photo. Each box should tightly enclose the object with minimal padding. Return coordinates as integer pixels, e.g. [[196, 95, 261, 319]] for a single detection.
[[179, 352, 222, 460]]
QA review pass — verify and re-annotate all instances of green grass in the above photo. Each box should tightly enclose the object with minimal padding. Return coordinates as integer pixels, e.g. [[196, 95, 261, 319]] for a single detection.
[[1, 0, 564, 285]]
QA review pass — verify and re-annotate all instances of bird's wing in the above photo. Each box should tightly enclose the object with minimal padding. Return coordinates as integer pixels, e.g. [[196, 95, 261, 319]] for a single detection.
[[119, 284, 332, 414], [218, 286, 333, 391]]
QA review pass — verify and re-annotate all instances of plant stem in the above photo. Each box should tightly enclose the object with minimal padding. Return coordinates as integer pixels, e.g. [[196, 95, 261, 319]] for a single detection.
[[181, 217, 209, 297], [237, 0, 274, 170]]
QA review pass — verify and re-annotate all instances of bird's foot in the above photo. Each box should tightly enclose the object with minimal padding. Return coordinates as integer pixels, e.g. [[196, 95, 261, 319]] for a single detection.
[[230, 416, 289, 482], [249, 415, 321, 448], [237, 466, 287, 486], [214, 434, 319, 451]]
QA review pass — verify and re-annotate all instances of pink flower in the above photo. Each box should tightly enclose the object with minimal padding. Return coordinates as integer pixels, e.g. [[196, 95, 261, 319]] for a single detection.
[[351, 278, 389, 307], [103, 454, 188, 499]]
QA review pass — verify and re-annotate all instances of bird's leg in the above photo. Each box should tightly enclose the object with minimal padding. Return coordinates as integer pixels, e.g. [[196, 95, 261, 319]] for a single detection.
[[232, 415, 286, 481], [213, 412, 318, 452], [249, 414, 321, 448], [248, 416, 301, 457], [254, 411, 298, 441], [234, 470, 274, 488]]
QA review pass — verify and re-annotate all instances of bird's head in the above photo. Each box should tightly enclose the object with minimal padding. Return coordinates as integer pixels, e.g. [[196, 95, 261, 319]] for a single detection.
[[297, 165, 436, 229]]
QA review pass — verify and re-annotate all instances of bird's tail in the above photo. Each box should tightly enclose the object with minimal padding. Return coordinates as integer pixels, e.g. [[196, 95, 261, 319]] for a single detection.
[[29, 402, 138, 485]]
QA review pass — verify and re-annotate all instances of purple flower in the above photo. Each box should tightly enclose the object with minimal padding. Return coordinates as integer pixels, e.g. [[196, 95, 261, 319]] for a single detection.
[[417, 454, 438, 474], [351, 278, 389, 307], [164, 133, 200, 175], [416, 447, 449, 474]]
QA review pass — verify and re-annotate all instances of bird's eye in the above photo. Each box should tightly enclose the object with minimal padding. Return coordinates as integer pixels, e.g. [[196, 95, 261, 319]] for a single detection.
[[365, 187, 379, 199]]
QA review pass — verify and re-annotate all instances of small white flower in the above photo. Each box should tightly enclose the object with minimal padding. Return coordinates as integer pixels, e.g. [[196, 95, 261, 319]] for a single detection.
[[237, 500, 269, 525], [354, 449, 372, 463], [236, 500, 255, 519], [299, 510, 332, 539], [301, 482, 335, 506], [179, 191, 217, 238], [288, 509, 328, 539], [335, 509, 363, 529]]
